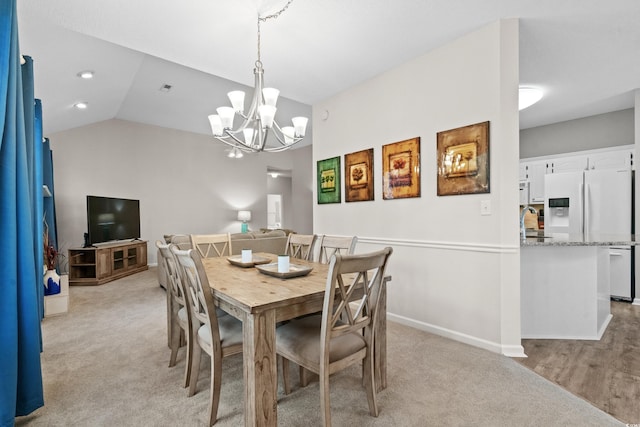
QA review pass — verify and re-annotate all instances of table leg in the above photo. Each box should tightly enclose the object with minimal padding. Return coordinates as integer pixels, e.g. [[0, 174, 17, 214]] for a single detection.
[[243, 309, 278, 427]]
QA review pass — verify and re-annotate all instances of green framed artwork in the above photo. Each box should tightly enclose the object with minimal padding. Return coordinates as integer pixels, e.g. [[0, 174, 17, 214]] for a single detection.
[[317, 156, 341, 204]]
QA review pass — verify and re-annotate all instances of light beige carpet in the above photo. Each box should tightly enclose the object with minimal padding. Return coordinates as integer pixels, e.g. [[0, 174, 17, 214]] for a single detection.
[[16, 268, 623, 426]]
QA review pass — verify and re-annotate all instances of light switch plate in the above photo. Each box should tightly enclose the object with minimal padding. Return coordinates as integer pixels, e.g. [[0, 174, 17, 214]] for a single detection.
[[480, 200, 491, 215]]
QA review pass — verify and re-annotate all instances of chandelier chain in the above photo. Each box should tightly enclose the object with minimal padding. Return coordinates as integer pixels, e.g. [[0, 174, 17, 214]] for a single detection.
[[256, 0, 295, 67]]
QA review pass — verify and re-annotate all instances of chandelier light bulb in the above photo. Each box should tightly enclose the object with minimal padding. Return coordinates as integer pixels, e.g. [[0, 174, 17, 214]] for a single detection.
[[228, 91, 245, 112], [281, 126, 295, 144], [291, 116, 308, 137], [208, 114, 223, 136], [243, 128, 255, 145], [262, 88, 279, 107], [258, 105, 277, 128], [217, 106, 235, 129]]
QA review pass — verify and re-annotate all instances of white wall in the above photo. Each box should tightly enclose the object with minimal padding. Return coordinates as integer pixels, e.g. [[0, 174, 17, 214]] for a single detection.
[[50, 119, 313, 265], [520, 109, 634, 158], [312, 20, 522, 355]]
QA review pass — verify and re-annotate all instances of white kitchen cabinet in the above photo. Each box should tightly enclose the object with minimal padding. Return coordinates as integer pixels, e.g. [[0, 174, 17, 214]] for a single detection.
[[523, 160, 548, 203], [588, 149, 633, 170], [519, 163, 528, 181], [547, 154, 588, 174]]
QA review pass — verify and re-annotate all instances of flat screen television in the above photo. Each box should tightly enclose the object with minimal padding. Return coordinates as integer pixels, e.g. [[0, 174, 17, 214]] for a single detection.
[[87, 195, 140, 245]]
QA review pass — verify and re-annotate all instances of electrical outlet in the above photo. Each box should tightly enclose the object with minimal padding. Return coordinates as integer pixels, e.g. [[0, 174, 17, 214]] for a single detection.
[[480, 200, 491, 215]]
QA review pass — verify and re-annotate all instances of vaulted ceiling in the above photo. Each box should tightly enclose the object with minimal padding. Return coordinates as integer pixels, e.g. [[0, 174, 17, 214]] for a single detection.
[[17, 0, 640, 138]]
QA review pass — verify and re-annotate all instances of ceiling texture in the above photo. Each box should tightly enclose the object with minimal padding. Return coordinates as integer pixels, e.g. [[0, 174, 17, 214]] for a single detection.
[[16, 0, 640, 139]]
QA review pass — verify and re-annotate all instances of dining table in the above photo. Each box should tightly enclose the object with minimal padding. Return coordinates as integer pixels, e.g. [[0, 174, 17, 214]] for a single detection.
[[201, 252, 390, 427]]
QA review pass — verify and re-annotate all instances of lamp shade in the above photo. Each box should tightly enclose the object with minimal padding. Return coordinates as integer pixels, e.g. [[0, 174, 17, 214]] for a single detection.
[[237, 210, 252, 222]]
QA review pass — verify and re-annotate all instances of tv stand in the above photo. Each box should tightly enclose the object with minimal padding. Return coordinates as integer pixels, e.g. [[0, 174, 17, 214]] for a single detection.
[[68, 240, 148, 285]]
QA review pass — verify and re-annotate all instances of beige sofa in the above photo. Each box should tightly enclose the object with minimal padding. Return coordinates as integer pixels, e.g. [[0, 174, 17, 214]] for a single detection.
[[158, 230, 289, 289]]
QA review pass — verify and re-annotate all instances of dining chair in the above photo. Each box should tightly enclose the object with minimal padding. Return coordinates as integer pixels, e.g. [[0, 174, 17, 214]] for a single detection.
[[156, 241, 193, 388], [317, 235, 358, 264], [172, 247, 243, 426], [190, 233, 232, 259], [285, 233, 317, 261], [276, 247, 393, 427]]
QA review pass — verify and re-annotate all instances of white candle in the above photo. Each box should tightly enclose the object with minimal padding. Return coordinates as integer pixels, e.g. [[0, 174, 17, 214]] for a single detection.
[[277, 255, 290, 273], [242, 249, 252, 263]]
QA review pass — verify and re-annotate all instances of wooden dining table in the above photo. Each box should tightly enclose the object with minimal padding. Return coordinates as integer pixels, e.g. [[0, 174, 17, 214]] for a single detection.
[[201, 253, 389, 427]]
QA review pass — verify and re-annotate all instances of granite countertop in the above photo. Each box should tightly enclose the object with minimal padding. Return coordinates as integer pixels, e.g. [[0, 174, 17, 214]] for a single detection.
[[520, 231, 640, 247]]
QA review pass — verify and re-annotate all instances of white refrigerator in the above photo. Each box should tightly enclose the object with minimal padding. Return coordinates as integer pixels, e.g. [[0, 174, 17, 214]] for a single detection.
[[544, 169, 634, 300]]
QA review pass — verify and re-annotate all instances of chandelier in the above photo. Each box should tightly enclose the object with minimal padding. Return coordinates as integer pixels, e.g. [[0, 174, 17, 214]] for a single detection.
[[208, 0, 308, 155]]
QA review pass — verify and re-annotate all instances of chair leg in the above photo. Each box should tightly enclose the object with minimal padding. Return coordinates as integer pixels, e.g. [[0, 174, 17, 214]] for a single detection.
[[319, 367, 332, 427], [281, 356, 291, 395], [168, 321, 181, 368], [188, 344, 202, 397], [166, 292, 173, 348], [208, 352, 223, 426], [183, 327, 192, 388], [363, 351, 379, 417]]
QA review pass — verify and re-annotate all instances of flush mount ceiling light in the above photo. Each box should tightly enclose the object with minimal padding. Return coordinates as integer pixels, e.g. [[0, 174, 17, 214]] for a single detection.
[[208, 0, 308, 155], [519, 86, 543, 110], [73, 102, 88, 110], [77, 70, 94, 79]]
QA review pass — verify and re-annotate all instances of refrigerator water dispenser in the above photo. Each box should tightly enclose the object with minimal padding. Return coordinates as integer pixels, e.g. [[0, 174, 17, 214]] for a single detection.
[[547, 197, 570, 229]]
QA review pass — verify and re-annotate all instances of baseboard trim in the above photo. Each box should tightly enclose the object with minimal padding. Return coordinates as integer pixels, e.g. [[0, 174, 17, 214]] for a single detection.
[[388, 312, 525, 357], [521, 314, 612, 341], [358, 236, 519, 254], [633, 298, 640, 306]]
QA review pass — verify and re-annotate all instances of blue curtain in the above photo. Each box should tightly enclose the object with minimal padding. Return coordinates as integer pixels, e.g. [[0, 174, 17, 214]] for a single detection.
[[43, 137, 58, 273], [0, 0, 45, 424]]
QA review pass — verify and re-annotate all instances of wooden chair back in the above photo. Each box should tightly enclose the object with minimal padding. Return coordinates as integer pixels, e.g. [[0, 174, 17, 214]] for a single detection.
[[172, 248, 220, 343], [317, 235, 358, 264], [190, 233, 232, 259], [169, 234, 192, 250], [322, 247, 393, 344], [285, 233, 317, 261], [172, 247, 243, 426], [157, 241, 187, 308]]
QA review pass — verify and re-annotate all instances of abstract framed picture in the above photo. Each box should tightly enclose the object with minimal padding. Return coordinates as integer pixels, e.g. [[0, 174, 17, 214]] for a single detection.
[[382, 137, 421, 200], [317, 156, 341, 204], [344, 148, 374, 202], [437, 121, 490, 196]]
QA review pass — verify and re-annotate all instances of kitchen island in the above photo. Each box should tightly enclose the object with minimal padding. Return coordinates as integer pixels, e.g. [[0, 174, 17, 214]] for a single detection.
[[520, 233, 639, 340]]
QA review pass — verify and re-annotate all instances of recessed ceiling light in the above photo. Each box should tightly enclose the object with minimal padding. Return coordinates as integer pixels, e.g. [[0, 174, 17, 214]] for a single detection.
[[77, 70, 94, 79], [519, 86, 543, 110], [74, 102, 88, 110]]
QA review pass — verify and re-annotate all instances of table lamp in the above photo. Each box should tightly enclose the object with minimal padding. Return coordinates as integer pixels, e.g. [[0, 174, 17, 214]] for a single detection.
[[237, 210, 251, 233]]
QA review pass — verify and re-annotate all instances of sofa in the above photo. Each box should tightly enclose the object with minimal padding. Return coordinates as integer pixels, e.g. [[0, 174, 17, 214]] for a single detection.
[[158, 230, 290, 289]]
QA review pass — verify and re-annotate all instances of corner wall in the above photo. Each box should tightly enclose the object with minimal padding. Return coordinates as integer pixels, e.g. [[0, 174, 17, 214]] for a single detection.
[[50, 119, 313, 266], [312, 20, 522, 355]]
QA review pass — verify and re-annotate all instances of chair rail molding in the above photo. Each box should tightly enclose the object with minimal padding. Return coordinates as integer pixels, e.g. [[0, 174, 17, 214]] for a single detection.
[[357, 236, 519, 254]]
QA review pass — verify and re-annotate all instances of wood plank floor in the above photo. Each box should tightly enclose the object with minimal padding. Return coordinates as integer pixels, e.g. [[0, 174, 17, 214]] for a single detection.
[[517, 301, 640, 425]]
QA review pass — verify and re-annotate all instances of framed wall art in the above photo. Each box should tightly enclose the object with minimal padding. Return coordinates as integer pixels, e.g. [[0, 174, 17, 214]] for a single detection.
[[317, 156, 341, 204], [382, 137, 421, 200], [437, 121, 490, 196], [344, 148, 374, 202]]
